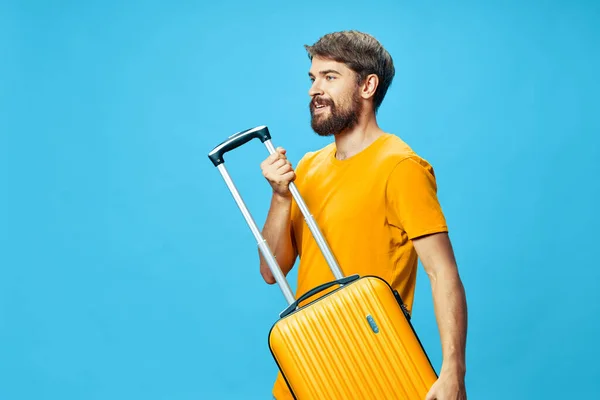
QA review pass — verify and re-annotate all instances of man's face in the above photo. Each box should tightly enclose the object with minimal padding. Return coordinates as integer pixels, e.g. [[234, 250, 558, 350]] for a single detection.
[[308, 57, 363, 137]]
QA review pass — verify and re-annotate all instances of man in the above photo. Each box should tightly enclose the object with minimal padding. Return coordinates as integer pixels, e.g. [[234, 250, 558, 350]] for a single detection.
[[259, 30, 468, 400]]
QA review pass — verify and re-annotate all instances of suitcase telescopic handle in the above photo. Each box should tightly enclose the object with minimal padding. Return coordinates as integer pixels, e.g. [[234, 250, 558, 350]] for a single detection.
[[208, 125, 345, 307]]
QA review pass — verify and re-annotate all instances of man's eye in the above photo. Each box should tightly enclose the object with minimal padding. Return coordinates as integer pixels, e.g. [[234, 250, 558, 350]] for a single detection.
[[326, 75, 335, 80]]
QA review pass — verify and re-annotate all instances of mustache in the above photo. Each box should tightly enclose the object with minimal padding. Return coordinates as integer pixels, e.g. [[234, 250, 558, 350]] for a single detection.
[[310, 97, 335, 110]]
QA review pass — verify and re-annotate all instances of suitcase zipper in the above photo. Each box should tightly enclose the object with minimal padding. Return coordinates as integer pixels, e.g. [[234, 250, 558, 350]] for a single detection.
[[393, 289, 411, 320]]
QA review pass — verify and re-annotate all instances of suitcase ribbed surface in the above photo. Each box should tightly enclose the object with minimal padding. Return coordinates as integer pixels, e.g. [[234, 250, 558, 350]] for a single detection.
[[268, 276, 437, 400]]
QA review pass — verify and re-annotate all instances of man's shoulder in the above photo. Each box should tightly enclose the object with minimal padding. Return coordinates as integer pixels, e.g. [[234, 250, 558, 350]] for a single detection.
[[373, 132, 434, 171], [381, 134, 439, 183], [380, 133, 416, 157]]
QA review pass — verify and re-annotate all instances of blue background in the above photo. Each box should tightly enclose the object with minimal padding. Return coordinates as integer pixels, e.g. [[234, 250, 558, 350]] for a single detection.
[[2, 0, 599, 399]]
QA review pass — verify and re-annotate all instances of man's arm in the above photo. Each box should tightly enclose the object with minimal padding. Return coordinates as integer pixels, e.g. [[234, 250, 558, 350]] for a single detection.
[[258, 147, 298, 284], [412, 232, 467, 399], [259, 194, 297, 284]]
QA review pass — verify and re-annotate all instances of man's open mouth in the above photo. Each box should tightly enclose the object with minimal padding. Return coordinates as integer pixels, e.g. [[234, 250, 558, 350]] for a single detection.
[[312, 99, 331, 113]]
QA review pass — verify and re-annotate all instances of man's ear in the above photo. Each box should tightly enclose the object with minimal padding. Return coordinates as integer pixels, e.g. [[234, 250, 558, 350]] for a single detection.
[[360, 74, 379, 100]]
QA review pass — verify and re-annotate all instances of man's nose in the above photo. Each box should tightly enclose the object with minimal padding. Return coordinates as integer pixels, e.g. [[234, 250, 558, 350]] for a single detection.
[[308, 80, 323, 97]]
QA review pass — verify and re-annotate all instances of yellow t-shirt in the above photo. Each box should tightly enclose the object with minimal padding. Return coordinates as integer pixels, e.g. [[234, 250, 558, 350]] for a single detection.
[[271, 133, 448, 400]]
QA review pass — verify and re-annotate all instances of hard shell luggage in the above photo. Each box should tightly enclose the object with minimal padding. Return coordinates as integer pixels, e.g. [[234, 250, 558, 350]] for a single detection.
[[208, 126, 438, 399]]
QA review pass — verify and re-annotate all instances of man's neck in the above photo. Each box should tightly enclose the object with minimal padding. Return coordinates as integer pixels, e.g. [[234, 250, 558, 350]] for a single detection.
[[333, 113, 384, 160]]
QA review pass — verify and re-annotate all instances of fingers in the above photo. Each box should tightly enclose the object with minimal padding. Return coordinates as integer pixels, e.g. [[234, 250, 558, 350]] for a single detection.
[[272, 158, 286, 169], [271, 147, 286, 160], [424, 386, 437, 400], [261, 153, 279, 169], [282, 170, 296, 182], [262, 148, 287, 166], [260, 147, 295, 196], [268, 163, 294, 180], [275, 159, 293, 171], [261, 148, 293, 171]]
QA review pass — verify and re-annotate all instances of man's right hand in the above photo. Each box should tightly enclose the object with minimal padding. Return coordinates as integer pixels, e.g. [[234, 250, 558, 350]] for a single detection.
[[260, 147, 296, 199]]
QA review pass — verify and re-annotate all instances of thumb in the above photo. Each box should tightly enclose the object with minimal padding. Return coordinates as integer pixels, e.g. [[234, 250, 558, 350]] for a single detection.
[[424, 387, 436, 400]]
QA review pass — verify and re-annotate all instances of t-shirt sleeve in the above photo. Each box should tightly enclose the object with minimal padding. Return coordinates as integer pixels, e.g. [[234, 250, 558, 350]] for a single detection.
[[386, 157, 448, 239]]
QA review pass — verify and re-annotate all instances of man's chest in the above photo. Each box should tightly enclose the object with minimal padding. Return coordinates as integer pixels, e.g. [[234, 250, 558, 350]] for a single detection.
[[298, 168, 388, 227]]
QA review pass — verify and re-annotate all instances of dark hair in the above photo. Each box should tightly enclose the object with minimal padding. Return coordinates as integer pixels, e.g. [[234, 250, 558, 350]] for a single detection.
[[304, 30, 395, 111]]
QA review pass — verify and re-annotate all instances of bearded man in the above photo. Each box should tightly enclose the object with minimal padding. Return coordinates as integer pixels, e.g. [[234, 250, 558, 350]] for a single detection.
[[259, 30, 468, 400]]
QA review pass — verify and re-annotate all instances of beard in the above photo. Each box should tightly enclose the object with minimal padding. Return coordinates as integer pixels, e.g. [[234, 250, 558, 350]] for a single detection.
[[310, 90, 362, 137]]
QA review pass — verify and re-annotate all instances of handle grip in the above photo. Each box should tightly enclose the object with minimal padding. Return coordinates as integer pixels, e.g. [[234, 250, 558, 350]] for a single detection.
[[279, 275, 359, 318], [208, 125, 271, 166]]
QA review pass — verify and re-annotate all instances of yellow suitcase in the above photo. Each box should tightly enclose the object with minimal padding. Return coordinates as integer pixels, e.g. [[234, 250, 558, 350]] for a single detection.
[[209, 126, 438, 399]]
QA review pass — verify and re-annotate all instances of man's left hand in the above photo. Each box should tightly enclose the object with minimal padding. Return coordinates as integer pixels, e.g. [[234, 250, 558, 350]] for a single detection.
[[424, 370, 466, 400]]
